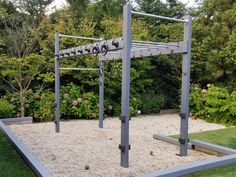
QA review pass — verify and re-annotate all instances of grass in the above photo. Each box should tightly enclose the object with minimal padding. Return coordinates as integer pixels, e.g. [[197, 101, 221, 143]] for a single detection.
[[179, 127, 236, 177], [188, 127, 236, 149], [0, 130, 36, 177]]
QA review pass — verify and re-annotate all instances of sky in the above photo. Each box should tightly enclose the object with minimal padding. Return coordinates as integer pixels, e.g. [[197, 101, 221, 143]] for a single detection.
[[48, 0, 198, 12]]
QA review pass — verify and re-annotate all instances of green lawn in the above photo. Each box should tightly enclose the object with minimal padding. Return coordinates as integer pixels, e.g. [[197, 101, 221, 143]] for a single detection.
[[181, 127, 236, 177], [0, 130, 36, 177]]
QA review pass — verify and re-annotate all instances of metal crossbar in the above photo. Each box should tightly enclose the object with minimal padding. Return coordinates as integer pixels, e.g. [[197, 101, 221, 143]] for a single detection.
[[133, 40, 180, 47], [59, 34, 102, 41], [57, 37, 124, 58], [132, 44, 169, 48], [131, 11, 188, 23], [60, 67, 99, 71]]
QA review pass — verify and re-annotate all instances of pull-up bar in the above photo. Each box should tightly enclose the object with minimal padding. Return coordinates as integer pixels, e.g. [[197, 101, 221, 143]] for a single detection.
[[59, 34, 103, 41], [133, 40, 180, 47], [132, 44, 169, 49], [131, 11, 188, 23], [60, 67, 99, 71]]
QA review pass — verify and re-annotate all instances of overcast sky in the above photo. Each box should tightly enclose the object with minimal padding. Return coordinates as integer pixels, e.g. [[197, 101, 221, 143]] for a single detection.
[[48, 0, 197, 12]]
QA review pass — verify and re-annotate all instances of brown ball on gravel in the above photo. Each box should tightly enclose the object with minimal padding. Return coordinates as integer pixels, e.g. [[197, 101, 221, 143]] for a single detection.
[[150, 151, 154, 156], [85, 165, 90, 170]]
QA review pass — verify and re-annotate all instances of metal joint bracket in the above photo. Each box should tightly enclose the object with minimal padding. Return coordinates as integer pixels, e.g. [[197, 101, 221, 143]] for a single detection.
[[179, 138, 189, 145], [179, 113, 186, 119], [119, 116, 131, 122], [119, 144, 131, 152]]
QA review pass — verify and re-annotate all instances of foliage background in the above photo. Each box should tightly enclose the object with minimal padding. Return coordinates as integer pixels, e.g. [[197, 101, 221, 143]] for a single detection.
[[0, 0, 235, 125]]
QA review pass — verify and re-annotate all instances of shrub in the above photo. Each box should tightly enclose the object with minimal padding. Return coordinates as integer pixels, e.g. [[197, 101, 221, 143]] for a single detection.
[[3, 92, 21, 117], [105, 96, 141, 117], [34, 91, 55, 122], [0, 99, 16, 118], [60, 83, 99, 119], [190, 85, 236, 125], [130, 96, 142, 116], [141, 91, 164, 114]]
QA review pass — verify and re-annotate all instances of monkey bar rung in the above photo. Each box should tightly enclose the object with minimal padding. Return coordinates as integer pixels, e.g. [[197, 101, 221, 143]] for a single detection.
[[60, 67, 99, 71]]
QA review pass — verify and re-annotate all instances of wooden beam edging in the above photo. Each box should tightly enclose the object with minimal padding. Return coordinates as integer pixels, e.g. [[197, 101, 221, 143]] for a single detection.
[[0, 121, 54, 177], [153, 134, 193, 149], [136, 154, 236, 177], [192, 140, 236, 155], [0, 117, 33, 125]]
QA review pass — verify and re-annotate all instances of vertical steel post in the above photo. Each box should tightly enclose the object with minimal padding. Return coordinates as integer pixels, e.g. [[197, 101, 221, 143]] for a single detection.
[[55, 33, 60, 133], [179, 16, 192, 156], [99, 60, 105, 128], [120, 2, 132, 168]]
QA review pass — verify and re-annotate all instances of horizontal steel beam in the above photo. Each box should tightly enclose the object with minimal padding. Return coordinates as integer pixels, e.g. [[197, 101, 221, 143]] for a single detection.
[[192, 140, 236, 155], [132, 44, 169, 48], [137, 154, 236, 177], [60, 67, 99, 71], [153, 134, 193, 149], [57, 37, 123, 58], [131, 11, 188, 23], [0, 121, 54, 177], [59, 34, 102, 41], [133, 40, 180, 46], [0, 117, 32, 125], [100, 41, 187, 61]]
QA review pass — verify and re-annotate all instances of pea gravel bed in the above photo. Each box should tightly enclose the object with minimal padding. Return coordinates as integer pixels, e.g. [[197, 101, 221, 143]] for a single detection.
[[8, 114, 225, 177]]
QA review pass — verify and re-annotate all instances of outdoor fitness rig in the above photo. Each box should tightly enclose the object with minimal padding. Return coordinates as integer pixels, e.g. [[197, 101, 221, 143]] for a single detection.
[[55, 2, 192, 168]]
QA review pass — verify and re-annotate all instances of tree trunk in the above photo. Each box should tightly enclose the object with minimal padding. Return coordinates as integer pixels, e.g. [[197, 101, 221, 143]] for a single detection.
[[20, 90, 26, 117]]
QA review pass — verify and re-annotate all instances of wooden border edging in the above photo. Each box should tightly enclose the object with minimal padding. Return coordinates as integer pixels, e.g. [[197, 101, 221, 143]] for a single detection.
[[192, 140, 236, 155], [0, 117, 33, 124], [137, 154, 236, 177], [153, 134, 193, 149], [0, 120, 54, 177]]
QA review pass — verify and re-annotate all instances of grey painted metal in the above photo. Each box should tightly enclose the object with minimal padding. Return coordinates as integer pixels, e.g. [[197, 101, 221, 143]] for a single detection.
[[179, 16, 192, 156], [137, 154, 236, 177], [99, 60, 105, 128], [131, 11, 188, 23], [59, 34, 102, 41], [120, 2, 132, 168], [55, 32, 60, 133], [0, 117, 33, 124], [0, 121, 54, 177], [133, 40, 180, 46], [100, 41, 187, 61], [60, 67, 99, 71], [132, 44, 169, 48], [153, 134, 193, 149], [192, 140, 236, 155], [58, 37, 124, 58]]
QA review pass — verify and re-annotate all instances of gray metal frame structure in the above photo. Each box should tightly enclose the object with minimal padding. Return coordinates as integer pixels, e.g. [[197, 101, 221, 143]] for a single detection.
[[55, 2, 192, 168]]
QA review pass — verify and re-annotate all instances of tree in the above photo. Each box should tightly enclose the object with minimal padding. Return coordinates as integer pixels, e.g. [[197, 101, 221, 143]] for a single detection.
[[135, 0, 185, 17], [191, 0, 236, 90], [11, 0, 53, 24], [0, 54, 47, 117]]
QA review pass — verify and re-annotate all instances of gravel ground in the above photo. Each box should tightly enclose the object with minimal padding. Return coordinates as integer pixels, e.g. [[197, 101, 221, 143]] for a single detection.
[[8, 114, 225, 177]]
